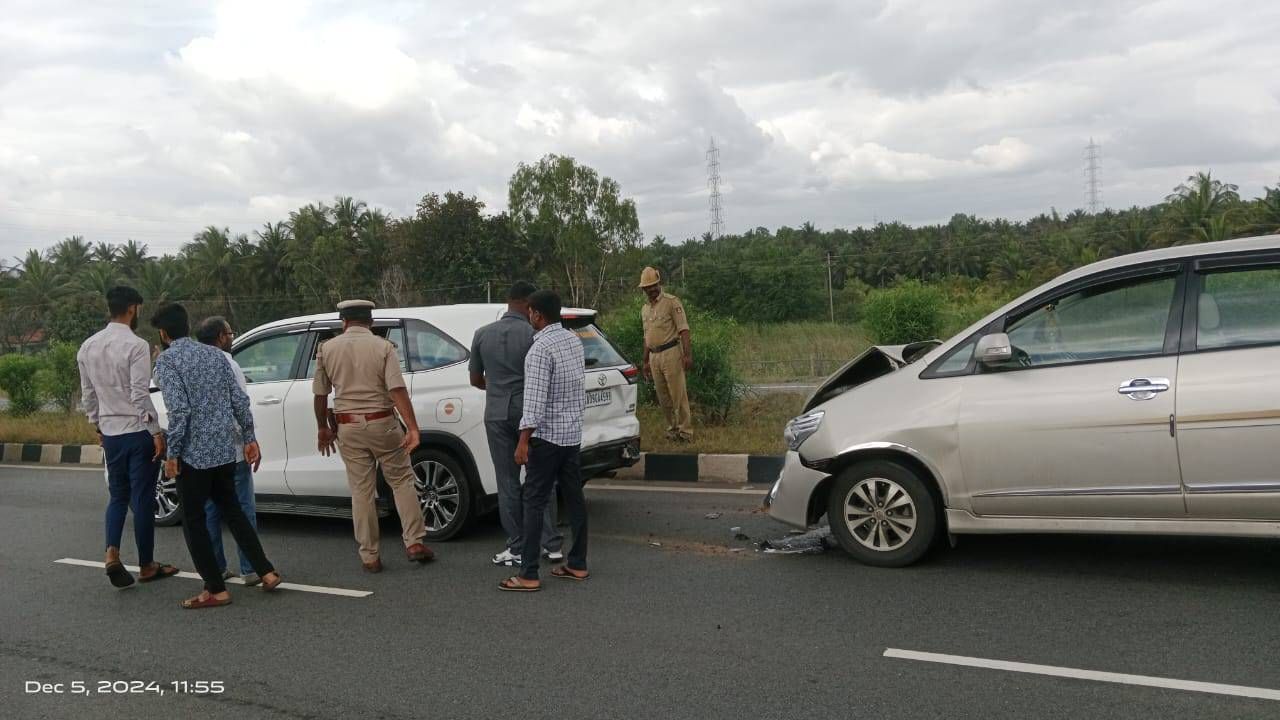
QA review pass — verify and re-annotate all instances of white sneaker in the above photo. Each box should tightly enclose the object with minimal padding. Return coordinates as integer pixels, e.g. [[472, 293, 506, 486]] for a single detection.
[[544, 550, 565, 562], [492, 549, 522, 567]]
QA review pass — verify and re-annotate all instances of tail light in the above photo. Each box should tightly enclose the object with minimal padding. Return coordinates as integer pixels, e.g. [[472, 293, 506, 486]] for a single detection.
[[621, 365, 639, 384]]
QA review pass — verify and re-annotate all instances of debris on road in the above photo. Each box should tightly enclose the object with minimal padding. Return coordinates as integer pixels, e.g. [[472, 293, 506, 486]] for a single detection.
[[649, 541, 663, 548], [761, 526, 835, 555], [729, 526, 751, 541], [704, 512, 722, 520]]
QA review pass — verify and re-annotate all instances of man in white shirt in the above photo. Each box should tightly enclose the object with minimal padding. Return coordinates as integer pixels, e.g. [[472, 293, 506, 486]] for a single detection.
[[77, 286, 180, 589], [195, 316, 261, 586]]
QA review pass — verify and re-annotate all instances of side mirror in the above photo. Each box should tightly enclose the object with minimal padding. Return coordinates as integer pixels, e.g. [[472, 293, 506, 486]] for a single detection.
[[974, 333, 1013, 365]]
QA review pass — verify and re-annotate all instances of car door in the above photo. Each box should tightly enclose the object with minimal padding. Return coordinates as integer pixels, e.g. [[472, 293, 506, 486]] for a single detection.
[[229, 324, 309, 497], [1176, 255, 1280, 519], [960, 265, 1188, 518], [280, 321, 410, 499]]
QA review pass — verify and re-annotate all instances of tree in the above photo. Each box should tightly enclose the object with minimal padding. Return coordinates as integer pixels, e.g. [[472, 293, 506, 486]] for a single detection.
[[136, 258, 185, 305], [91, 242, 120, 265], [116, 240, 151, 280], [1162, 172, 1241, 245], [50, 236, 92, 278], [508, 154, 643, 307], [183, 226, 238, 323]]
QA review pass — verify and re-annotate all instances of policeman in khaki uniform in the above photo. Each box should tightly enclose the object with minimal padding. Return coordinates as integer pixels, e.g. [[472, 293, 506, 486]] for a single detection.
[[313, 300, 435, 572], [639, 267, 694, 441]]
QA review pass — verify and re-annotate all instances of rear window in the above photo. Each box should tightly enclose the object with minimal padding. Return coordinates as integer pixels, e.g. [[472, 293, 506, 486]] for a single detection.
[[574, 325, 630, 368]]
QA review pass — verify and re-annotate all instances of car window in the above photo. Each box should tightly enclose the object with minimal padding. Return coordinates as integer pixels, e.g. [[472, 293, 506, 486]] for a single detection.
[[405, 320, 467, 371], [1002, 274, 1176, 368], [576, 324, 629, 368], [1197, 267, 1280, 350], [933, 338, 977, 375], [233, 332, 305, 384], [305, 326, 407, 378]]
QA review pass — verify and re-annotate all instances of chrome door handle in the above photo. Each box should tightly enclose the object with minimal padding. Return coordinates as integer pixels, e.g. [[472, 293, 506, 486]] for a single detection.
[[1118, 377, 1170, 400], [257, 397, 283, 406]]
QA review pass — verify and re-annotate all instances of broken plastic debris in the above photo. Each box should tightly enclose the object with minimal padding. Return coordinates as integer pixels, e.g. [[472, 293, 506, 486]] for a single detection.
[[729, 526, 742, 534], [761, 526, 834, 555], [704, 512, 722, 520], [648, 541, 662, 547]]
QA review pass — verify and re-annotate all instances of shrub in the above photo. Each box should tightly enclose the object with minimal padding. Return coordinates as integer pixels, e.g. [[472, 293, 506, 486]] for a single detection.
[[601, 296, 746, 425], [0, 354, 45, 417], [862, 279, 946, 344], [36, 342, 81, 413]]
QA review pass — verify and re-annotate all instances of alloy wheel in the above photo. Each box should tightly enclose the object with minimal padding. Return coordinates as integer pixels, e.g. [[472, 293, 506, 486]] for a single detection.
[[841, 477, 917, 552], [155, 471, 180, 520], [413, 460, 460, 532]]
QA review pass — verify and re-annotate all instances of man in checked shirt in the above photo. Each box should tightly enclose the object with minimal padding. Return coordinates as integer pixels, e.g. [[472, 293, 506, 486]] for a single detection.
[[500, 290, 590, 592]]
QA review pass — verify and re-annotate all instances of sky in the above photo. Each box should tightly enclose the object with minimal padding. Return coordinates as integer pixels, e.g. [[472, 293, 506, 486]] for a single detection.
[[1, 0, 1279, 261]]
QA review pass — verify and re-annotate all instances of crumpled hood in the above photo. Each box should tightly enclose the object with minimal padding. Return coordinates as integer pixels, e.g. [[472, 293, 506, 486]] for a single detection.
[[803, 340, 941, 412]]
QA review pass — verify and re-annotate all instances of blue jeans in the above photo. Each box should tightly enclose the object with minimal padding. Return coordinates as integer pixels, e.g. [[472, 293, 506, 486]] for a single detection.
[[204, 461, 257, 576], [102, 431, 159, 564]]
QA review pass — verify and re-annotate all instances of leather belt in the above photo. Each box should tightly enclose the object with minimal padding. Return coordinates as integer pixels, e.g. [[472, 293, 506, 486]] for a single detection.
[[648, 338, 679, 354], [335, 410, 394, 425]]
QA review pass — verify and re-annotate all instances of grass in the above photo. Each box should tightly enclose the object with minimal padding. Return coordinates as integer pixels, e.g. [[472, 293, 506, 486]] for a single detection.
[[731, 322, 868, 382], [0, 411, 98, 445], [638, 393, 806, 455]]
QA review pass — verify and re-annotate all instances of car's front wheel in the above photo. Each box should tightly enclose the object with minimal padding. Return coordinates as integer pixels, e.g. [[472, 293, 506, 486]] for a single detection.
[[154, 465, 182, 526], [827, 460, 937, 567], [412, 448, 473, 541]]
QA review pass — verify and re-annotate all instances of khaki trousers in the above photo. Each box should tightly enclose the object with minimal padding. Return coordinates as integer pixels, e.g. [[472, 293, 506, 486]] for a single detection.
[[650, 346, 693, 439], [336, 415, 427, 563]]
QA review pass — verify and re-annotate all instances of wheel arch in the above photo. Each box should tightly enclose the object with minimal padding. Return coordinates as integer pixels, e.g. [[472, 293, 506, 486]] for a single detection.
[[807, 445, 948, 527], [418, 429, 488, 509]]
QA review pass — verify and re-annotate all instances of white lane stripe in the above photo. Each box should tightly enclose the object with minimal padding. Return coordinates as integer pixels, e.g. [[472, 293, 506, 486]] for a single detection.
[[884, 648, 1280, 702], [587, 483, 766, 495], [0, 464, 102, 473], [54, 558, 372, 598]]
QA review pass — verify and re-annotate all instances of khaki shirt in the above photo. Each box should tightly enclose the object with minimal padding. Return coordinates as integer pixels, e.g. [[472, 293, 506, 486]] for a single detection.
[[312, 326, 406, 413], [641, 292, 690, 350]]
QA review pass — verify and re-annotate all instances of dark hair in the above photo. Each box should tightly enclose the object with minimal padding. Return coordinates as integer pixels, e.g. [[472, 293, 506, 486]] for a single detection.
[[149, 303, 190, 340], [195, 316, 229, 346], [527, 289, 562, 323], [507, 281, 538, 302], [106, 286, 144, 317]]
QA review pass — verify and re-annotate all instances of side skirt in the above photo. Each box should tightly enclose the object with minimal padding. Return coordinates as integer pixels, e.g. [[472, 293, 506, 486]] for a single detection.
[[945, 509, 1280, 538]]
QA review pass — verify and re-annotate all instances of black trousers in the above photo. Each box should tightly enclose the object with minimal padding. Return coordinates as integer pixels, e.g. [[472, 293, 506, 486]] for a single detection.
[[179, 462, 274, 593], [519, 438, 587, 580]]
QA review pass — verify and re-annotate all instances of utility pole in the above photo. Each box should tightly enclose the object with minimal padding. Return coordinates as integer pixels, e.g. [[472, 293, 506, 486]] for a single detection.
[[1084, 138, 1103, 214], [707, 138, 725, 239], [486, 280, 491, 303], [826, 251, 835, 323]]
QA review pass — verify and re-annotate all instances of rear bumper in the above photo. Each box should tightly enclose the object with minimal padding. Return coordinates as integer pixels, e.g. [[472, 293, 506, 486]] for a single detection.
[[582, 436, 642, 478]]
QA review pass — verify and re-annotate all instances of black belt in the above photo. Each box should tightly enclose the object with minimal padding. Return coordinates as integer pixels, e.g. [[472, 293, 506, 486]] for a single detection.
[[649, 339, 679, 353]]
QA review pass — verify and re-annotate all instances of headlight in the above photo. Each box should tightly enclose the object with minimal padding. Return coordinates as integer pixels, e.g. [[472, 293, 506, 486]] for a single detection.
[[783, 410, 824, 452]]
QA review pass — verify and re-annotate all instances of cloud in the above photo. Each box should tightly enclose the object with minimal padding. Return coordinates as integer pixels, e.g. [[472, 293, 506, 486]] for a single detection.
[[0, 0, 1278, 260]]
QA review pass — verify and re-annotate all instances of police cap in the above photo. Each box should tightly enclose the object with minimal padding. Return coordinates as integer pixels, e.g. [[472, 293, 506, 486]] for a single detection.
[[337, 299, 375, 321]]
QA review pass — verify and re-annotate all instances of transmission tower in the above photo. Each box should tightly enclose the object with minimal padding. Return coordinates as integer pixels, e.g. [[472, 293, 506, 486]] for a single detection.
[[706, 137, 725, 239], [1083, 138, 1102, 214]]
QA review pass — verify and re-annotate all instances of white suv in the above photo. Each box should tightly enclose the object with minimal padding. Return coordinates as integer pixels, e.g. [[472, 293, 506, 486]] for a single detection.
[[149, 304, 641, 540]]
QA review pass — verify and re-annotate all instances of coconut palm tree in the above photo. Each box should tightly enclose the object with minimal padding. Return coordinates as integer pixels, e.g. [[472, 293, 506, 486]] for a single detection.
[[136, 258, 185, 306], [50, 236, 92, 278], [91, 242, 120, 264], [1162, 172, 1241, 245], [116, 240, 151, 279], [76, 263, 122, 297], [182, 226, 237, 323]]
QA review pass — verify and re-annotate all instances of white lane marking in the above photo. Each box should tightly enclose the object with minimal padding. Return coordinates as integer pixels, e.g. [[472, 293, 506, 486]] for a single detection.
[[54, 558, 372, 598], [0, 464, 102, 473], [587, 483, 766, 496], [884, 648, 1280, 702]]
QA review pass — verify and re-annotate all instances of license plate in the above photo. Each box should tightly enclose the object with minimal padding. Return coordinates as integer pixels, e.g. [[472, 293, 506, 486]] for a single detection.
[[585, 388, 612, 408]]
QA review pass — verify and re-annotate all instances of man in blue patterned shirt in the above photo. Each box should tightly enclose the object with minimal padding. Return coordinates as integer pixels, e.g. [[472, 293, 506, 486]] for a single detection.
[[152, 303, 282, 609], [501, 290, 590, 592]]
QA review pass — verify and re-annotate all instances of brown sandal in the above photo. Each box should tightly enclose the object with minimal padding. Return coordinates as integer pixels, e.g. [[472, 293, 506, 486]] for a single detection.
[[138, 563, 180, 583], [550, 566, 589, 581], [260, 572, 284, 592], [180, 593, 232, 609], [499, 576, 541, 592]]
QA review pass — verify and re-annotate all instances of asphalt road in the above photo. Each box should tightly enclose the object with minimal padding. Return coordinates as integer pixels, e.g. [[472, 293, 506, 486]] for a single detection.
[[2, 466, 1279, 719]]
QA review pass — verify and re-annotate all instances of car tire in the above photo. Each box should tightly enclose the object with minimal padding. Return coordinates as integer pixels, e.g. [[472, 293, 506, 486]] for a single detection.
[[411, 448, 473, 541], [827, 460, 937, 567], [154, 464, 183, 526]]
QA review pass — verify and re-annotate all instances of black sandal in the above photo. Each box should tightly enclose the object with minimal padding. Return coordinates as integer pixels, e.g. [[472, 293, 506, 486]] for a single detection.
[[105, 561, 135, 589]]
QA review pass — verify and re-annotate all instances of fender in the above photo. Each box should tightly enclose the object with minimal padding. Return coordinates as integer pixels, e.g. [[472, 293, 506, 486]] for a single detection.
[[419, 429, 485, 499]]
